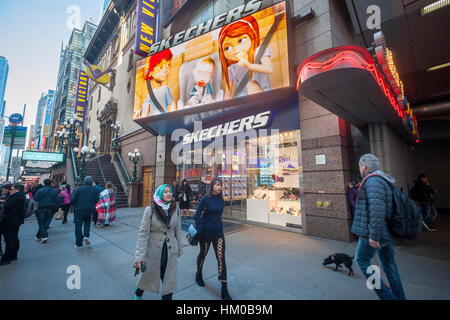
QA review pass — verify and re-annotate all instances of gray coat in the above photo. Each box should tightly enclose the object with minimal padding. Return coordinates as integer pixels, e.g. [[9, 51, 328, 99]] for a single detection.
[[351, 170, 394, 242], [134, 204, 183, 295]]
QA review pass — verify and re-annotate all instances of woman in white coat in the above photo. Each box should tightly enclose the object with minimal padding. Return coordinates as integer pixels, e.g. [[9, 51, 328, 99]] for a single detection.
[[133, 184, 183, 300]]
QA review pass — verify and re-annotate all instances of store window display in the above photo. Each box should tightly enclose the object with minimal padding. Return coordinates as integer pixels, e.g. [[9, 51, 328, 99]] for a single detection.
[[176, 129, 303, 227]]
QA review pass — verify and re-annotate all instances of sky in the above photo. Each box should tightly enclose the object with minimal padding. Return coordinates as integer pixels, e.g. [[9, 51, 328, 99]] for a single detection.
[[0, 0, 104, 138]]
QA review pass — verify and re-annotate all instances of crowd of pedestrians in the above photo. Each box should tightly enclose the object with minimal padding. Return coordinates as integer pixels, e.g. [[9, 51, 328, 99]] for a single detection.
[[0, 176, 117, 264], [0, 152, 443, 301]]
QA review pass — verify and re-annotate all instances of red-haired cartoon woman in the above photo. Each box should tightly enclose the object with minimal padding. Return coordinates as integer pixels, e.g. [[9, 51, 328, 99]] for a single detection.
[[135, 49, 176, 118], [219, 15, 273, 99]]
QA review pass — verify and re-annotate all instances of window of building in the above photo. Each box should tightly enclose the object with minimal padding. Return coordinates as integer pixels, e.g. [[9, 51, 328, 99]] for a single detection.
[[97, 86, 101, 102], [190, 0, 243, 27], [127, 51, 134, 71]]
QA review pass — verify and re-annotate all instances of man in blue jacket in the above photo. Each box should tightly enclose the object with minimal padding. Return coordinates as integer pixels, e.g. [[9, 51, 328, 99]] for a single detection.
[[34, 179, 60, 244], [352, 154, 406, 300], [71, 176, 100, 249]]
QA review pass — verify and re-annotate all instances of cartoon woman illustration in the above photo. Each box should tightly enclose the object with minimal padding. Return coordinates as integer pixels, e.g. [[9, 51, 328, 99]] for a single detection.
[[135, 49, 176, 118], [219, 15, 273, 99]]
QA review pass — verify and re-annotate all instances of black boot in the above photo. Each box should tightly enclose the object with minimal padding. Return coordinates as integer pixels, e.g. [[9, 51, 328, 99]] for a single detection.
[[162, 293, 173, 300], [196, 271, 205, 287], [221, 282, 232, 300]]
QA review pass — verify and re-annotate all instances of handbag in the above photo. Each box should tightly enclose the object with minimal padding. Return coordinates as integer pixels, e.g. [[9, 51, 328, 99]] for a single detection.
[[186, 197, 209, 246], [54, 208, 63, 220]]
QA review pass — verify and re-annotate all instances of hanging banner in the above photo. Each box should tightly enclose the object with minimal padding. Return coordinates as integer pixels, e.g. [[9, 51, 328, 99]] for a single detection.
[[134, 0, 159, 57], [74, 70, 89, 122]]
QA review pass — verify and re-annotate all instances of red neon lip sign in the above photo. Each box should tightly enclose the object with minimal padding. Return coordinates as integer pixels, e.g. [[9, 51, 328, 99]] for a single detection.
[[296, 46, 405, 119]]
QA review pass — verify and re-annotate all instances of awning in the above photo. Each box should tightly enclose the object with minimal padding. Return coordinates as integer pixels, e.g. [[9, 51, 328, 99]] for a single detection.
[[296, 46, 414, 141]]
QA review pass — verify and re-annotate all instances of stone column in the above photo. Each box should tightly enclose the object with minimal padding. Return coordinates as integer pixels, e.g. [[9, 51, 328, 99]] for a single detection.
[[128, 181, 141, 207], [300, 96, 354, 241], [155, 135, 177, 187]]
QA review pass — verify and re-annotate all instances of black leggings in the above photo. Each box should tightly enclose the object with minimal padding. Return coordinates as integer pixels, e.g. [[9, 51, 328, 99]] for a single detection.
[[197, 232, 227, 281], [62, 204, 71, 220]]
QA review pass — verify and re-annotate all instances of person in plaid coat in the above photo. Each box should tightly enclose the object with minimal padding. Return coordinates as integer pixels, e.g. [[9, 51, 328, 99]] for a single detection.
[[95, 182, 116, 228]]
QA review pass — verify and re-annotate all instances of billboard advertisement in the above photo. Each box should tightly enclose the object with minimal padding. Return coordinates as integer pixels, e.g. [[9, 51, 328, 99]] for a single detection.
[[42, 90, 55, 136], [134, 0, 159, 57], [74, 70, 89, 122], [3, 126, 27, 149], [134, 1, 289, 120]]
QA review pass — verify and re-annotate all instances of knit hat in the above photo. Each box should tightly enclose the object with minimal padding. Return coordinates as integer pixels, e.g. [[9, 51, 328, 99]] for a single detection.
[[84, 176, 93, 185]]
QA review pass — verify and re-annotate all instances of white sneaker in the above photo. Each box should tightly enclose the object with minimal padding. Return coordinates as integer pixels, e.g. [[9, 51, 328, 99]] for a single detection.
[[34, 236, 41, 241], [74, 245, 83, 250], [40, 238, 48, 244], [83, 237, 91, 247]]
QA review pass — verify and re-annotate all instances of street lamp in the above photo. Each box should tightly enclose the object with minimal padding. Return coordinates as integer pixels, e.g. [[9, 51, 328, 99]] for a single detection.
[[89, 136, 98, 154], [111, 121, 121, 151], [128, 148, 140, 182], [74, 145, 95, 182], [68, 115, 81, 144]]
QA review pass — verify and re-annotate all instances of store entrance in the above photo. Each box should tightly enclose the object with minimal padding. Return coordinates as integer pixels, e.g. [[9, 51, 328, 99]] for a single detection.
[[176, 129, 303, 228]]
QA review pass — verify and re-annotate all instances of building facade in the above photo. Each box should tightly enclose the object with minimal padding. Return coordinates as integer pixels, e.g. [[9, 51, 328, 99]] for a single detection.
[[82, 0, 449, 241], [51, 21, 97, 143], [33, 92, 48, 141]]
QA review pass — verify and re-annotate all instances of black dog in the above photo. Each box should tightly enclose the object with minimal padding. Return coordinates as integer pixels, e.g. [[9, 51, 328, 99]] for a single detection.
[[323, 253, 354, 276]]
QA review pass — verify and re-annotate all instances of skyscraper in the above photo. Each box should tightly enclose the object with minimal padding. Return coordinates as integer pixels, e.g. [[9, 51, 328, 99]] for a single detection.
[[52, 21, 97, 136], [33, 91, 50, 139], [0, 56, 9, 117], [103, 0, 112, 14]]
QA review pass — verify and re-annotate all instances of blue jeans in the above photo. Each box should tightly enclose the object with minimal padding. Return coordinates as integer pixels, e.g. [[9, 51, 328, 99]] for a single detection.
[[420, 202, 437, 225], [45, 210, 56, 229], [355, 237, 406, 300], [36, 208, 53, 239], [74, 211, 91, 247]]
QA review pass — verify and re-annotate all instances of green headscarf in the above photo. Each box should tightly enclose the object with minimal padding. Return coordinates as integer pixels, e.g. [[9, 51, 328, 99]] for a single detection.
[[153, 184, 173, 211]]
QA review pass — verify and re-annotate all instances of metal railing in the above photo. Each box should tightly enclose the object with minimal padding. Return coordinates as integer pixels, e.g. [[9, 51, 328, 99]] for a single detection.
[[114, 151, 130, 197], [95, 156, 107, 186], [70, 147, 79, 182]]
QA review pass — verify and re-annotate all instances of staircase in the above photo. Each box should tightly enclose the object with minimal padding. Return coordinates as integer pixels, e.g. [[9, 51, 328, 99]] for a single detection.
[[76, 154, 129, 208]]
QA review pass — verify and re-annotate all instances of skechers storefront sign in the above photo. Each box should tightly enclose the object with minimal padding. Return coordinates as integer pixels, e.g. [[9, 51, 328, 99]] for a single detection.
[[182, 111, 271, 144]]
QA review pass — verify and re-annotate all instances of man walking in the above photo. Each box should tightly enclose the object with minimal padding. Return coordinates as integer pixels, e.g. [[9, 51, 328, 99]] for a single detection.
[[34, 179, 60, 244], [411, 173, 438, 231], [0, 183, 26, 265], [352, 154, 406, 300], [71, 176, 100, 249]]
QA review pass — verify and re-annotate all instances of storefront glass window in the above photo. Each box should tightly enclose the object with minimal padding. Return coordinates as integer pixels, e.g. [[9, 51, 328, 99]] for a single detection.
[[176, 129, 303, 228]]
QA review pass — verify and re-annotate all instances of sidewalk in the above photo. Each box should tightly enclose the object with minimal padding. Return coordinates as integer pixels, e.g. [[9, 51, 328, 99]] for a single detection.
[[0, 207, 449, 300]]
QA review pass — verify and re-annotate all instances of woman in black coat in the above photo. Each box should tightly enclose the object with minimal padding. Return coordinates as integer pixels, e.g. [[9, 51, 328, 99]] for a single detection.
[[178, 179, 192, 217]]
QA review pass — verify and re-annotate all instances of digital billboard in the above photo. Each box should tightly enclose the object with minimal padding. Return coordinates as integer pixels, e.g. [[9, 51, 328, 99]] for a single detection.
[[42, 90, 55, 136], [134, 1, 289, 120]]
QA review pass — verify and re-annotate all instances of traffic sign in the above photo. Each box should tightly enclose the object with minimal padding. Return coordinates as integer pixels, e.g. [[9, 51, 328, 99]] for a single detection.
[[9, 113, 23, 126]]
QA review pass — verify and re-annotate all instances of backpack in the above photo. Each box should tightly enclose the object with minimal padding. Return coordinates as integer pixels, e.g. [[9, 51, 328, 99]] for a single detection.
[[390, 185, 423, 240], [358, 174, 423, 240]]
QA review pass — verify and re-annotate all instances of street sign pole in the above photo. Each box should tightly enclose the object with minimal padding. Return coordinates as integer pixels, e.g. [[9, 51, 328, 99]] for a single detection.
[[6, 124, 16, 181], [6, 113, 24, 181]]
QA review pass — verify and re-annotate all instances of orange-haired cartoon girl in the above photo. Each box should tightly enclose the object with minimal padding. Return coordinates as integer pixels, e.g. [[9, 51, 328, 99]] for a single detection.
[[219, 15, 273, 98], [135, 49, 176, 118]]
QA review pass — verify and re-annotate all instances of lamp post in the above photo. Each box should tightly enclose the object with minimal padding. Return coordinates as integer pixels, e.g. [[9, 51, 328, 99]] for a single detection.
[[88, 136, 98, 157], [56, 128, 70, 152], [111, 121, 121, 151], [74, 145, 95, 182], [128, 148, 140, 182], [67, 115, 81, 144]]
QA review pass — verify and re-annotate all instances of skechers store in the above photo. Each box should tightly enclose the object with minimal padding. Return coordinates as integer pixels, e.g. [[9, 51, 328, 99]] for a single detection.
[[134, 1, 305, 229]]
